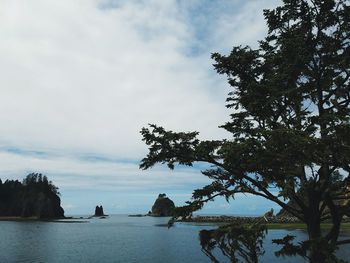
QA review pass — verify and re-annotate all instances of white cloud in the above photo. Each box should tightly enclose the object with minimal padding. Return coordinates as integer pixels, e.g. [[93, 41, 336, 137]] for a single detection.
[[0, 0, 219, 157], [0, 0, 279, 157], [0, 151, 210, 191], [0, 0, 281, 212]]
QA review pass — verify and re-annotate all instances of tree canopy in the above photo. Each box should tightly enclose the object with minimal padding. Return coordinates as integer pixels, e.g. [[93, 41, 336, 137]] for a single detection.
[[140, 0, 350, 262], [0, 173, 64, 218]]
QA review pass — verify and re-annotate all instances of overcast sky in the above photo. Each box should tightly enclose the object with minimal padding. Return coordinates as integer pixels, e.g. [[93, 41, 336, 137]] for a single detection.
[[0, 0, 282, 215]]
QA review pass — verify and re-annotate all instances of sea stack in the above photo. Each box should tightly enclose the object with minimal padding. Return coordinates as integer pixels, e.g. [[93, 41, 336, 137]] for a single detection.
[[150, 194, 175, 217], [94, 205, 104, 216]]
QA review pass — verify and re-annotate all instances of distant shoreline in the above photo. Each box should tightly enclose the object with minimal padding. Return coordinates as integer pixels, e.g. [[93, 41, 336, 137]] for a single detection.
[[178, 215, 301, 224], [178, 216, 350, 231]]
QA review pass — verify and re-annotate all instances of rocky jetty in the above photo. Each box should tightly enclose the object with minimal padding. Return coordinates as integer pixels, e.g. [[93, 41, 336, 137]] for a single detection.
[[128, 214, 147, 217], [149, 194, 175, 217], [94, 205, 105, 216], [179, 215, 300, 224], [0, 173, 64, 219]]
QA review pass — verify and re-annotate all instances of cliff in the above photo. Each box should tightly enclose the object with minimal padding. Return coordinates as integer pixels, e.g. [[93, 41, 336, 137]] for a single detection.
[[150, 193, 175, 217], [0, 173, 64, 219], [94, 205, 105, 216]]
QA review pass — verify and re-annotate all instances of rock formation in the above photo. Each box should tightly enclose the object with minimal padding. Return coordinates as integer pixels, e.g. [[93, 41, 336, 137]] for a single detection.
[[150, 193, 175, 216], [94, 205, 105, 216], [0, 173, 65, 219]]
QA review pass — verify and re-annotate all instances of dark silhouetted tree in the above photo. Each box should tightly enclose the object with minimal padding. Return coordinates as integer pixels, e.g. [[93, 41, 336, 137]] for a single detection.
[[200, 223, 267, 263], [0, 173, 64, 218], [140, 0, 350, 262]]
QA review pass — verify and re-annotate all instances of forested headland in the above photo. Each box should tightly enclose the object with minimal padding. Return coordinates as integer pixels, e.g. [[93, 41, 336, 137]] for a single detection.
[[0, 173, 64, 219]]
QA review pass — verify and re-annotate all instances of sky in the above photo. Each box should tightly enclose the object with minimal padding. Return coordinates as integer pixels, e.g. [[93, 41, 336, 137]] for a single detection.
[[0, 0, 282, 215]]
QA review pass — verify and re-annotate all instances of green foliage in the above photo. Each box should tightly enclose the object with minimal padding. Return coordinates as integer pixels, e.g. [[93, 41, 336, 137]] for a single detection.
[[199, 223, 267, 263], [23, 173, 60, 195], [0, 173, 63, 218], [272, 235, 308, 258], [140, 0, 350, 262], [272, 235, 347, 263]]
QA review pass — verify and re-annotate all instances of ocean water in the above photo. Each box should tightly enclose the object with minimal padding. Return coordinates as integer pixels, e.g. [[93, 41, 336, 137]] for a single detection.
[[0, 215, 349, 263]]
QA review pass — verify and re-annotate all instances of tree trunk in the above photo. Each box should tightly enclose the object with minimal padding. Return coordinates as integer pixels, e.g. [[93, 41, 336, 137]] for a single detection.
[[306, 200, 325, 263], [307, 221, 325, 263]]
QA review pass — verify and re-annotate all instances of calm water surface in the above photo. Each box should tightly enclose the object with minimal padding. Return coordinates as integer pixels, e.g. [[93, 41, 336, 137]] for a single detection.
[[0, 215, 349, 263]]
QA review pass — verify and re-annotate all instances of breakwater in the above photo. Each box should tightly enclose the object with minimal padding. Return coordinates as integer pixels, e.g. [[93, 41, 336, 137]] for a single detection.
[[179, 215, 301, 224]]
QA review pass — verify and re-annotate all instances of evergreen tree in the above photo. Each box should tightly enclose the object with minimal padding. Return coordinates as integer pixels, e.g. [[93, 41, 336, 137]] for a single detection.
[[140, 0, 350, 262]]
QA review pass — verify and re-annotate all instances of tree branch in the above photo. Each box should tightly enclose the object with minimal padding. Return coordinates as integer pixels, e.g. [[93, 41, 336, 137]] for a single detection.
[[336, 239, 350, 246]]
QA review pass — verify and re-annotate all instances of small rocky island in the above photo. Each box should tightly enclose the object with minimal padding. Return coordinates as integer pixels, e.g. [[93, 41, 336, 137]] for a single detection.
[[0, 173, 65, 219], [149, 193, 175, 217], [94, 205, 105, 216]]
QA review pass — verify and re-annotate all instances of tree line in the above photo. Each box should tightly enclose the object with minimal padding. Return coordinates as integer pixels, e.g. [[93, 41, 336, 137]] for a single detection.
[[0, 173, 64, 218]]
